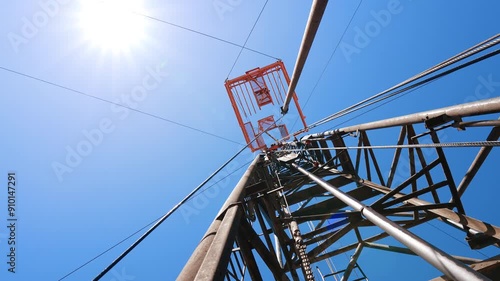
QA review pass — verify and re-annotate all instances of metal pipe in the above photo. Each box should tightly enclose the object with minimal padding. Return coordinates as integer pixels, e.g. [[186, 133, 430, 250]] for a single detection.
[[306, 97, 500, 138], [340, 243, 363, 281], [195, 206, 242, 280], [363, 242, 481, 265], [350, 175, 500, 240], [178, 155, 261, 280], [308, 216, 434, 265], [455, 120, 500, 128], [281, 0, 328, 114], [275, 234, 283, 268], [291, 163, 491, 281], [442, 218, 480, 236]]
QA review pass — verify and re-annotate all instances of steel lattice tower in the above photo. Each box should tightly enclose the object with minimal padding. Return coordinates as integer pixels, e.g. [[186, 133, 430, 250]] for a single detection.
[[178, 97, 500, 281], [174, 1, 500, 279]]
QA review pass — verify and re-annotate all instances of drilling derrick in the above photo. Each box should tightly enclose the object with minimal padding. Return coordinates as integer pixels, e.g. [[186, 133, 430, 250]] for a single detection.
[[53, 2, 500, 281], [179, 95, 500, 281], [177, 2, 500, 280], [179, 38, 500, 279]]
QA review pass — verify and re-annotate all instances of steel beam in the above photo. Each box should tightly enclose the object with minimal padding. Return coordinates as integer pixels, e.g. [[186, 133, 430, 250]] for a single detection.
[[429, 131, 465, 214], [237, 235, 263, 281], [292, 163, 491, 281], [407, 125, 441, 203], [308, 222, 357, 258], [259, 200, 301, 280], [293, 186, 379, 217], [254, 203, 276, 258], [286, 176, 351, 205], [239, 218, 290, 281], [306, 97, 500, 138], [456, 126, 500, 198], [309, 216, 434, 264], [195, 206, 242, 280], [387, 126, 407, 187], [340, 243, 363, 281], [334, 172, 500, 241], [178, 155, 261, 281], [431, 255, 500, 281]]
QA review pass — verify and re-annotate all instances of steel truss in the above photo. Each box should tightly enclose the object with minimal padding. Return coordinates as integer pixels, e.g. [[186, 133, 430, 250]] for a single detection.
[[179, 97, 500, 281]]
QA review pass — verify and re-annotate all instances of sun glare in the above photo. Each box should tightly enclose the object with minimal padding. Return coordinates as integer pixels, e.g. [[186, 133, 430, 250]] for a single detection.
[[78, 0, 146, 54]]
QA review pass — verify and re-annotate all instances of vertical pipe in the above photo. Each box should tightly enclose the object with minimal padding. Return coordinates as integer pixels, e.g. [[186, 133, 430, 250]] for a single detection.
[[225, 82, 251, 145], [195, 206, 242, 280], [282, 0, 328, 114], [275, 234, 283, 268], [291, 163, 491, 281]]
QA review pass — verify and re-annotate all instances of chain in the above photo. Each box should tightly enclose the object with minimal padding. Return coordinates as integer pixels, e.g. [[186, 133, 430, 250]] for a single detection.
[[297, 242, 314, 281]]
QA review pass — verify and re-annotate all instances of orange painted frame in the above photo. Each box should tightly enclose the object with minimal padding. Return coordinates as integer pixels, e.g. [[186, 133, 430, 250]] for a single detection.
[[225, 61, 307, 151]]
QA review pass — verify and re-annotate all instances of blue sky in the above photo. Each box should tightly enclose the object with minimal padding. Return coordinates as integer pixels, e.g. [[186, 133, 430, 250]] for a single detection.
[[0, 0, 499, 280]]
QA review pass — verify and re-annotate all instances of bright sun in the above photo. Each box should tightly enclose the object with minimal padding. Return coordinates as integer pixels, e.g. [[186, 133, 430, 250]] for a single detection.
[[78, 0, 146, 53]]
